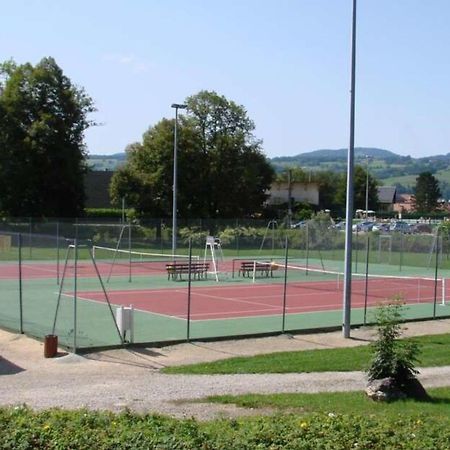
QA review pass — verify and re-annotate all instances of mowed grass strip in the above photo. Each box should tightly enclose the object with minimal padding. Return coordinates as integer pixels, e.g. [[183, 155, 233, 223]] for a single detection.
[[207, 387, 450, 418], [163, 333, 450, 374]]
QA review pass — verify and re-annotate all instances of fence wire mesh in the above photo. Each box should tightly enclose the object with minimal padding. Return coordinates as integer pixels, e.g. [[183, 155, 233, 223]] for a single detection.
[[1, 218, 449, 351]]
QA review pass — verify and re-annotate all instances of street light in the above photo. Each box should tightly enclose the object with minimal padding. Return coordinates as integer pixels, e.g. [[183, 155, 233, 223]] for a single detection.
[[342, 0, 357, 339], [171, 103, 187, 255]]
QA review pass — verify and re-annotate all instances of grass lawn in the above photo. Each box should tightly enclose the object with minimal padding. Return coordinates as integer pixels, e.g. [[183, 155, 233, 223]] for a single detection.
[[207, 386, 450, 418], [163, 333, 450, 374]]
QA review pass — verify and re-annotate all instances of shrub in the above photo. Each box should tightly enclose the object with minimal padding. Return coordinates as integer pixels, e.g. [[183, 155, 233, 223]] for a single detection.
[[367, 300, 420, 388]]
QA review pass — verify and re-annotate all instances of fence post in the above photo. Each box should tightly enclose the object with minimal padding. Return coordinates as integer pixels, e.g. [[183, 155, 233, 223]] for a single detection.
[[433, 230, 440, 319], [187, 238, 192, 341], [305, 223, 309, 274], [281, 235, 289, 333], [73, 238, 78, 353], [128, 220, 132, 283], [56, 221, 60, 285], [18, 233, 24, 334], [363, 234, 370, 326]]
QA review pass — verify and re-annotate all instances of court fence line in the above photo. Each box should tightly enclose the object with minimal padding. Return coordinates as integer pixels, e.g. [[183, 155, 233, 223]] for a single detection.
[[0, 218, 449, 352]]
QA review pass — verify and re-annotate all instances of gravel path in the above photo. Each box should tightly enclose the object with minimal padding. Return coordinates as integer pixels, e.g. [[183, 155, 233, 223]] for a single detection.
[[1, 319, 450, 420]]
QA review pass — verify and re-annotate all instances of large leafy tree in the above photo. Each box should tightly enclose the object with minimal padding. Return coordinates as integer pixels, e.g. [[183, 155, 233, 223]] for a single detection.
[[413, 172, 441, 213], [111, 90, 274, 218], [0, 57, 95, 217]]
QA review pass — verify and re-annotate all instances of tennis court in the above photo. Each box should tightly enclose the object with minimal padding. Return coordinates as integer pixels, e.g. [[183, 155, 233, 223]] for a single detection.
[[1, 220, 450, 351]]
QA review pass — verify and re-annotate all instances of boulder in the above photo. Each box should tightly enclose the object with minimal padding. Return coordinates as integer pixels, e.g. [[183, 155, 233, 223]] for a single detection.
[[366, 377, 406, 402], [366, 377, 430, 402]]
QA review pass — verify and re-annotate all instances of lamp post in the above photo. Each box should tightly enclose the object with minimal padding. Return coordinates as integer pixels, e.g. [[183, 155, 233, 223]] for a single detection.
[[171, 103, 187, 255], [342, 0, 357, 338]]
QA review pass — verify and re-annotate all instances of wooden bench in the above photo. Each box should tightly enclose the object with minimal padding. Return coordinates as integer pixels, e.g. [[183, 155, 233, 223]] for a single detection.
[[166, 262, 210, 281], [239, 261, 274, 278]]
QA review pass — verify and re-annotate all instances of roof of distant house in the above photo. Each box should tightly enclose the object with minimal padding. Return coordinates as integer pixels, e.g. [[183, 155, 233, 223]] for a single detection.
[[378, 186, 397, 204]]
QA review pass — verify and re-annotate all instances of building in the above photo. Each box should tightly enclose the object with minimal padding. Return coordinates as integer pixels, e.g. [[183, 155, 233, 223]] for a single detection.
[[393, 193, 415, 214], [377, 186, 397, 212], [266, 182, 319, 206]]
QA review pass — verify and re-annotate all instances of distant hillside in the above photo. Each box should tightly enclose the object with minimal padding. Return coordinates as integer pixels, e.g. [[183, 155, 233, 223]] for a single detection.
[[271, 147, 404, 164], [270, 147, 413, 168], [87, 153, 126, 171], [270, 147, 450, 199], [86, 147, 450, 198]]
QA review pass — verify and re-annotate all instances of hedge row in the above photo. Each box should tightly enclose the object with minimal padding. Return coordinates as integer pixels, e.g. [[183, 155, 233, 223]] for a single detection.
[[1, 407, 449, 449]]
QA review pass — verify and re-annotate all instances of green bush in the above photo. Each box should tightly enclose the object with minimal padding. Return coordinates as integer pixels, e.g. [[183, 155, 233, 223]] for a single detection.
[[84, 208, 124, 218], [0, 407, 449, 449], [367, 300, 420, 387]]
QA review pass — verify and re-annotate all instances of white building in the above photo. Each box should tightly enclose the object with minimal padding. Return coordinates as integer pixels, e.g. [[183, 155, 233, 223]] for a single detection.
[[266, 182, 319, 206]]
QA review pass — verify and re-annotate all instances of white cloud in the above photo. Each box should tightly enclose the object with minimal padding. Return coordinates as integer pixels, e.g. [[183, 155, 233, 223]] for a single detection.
[[102, 53, 151, 74]]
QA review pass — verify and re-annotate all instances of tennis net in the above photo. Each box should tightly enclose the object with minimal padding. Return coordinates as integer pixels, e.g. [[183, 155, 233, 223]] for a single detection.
[[271, 262, 446, 305], [93, 245, 200, 275]]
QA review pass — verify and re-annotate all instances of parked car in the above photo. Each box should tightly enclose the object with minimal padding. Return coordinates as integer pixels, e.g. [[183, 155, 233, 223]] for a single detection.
[[390, 221, 411, 233], [291, 220, 307, 229], [409, 223, 433, 234], [331, 221, 346, 231], [372, 223, 391, 233], [352, 221, 375, 232]]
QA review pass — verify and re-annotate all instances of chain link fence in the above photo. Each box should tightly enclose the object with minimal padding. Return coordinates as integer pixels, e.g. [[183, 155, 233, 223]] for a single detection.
[[1, 217, 449, 352]]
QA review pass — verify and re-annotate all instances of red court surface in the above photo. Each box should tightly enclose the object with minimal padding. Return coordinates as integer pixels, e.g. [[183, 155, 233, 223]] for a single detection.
[[0, 261, 168, 279], [76, 278, 438, 321]]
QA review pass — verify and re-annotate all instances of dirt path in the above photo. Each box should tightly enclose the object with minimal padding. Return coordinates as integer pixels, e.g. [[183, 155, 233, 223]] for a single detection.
[[1, 319, 450, 419]]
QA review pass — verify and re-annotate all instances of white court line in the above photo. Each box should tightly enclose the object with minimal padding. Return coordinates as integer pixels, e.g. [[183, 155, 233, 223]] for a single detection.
[[56, 292, 187, 322]]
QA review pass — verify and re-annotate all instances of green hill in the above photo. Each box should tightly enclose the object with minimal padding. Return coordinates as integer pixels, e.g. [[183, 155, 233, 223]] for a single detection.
[[269, 147, 450, 198], [86, 148, 450, 198]]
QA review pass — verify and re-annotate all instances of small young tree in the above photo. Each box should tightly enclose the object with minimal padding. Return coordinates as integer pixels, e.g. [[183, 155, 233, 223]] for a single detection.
[[367, 300, 420, 389]]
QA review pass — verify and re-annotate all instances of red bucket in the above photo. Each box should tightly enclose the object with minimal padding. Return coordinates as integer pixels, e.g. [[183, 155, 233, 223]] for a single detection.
[[44, 335, 58, 358]]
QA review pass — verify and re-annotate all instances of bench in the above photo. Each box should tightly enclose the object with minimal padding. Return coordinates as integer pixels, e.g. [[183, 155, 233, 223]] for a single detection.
[[239, 261, 274, 278], [166, 262, 210, 281]]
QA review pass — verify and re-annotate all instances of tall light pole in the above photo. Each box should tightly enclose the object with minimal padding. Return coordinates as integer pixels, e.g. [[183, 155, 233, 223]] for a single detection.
[[171, 103, 187, 255], [342, 0, 357, 338]]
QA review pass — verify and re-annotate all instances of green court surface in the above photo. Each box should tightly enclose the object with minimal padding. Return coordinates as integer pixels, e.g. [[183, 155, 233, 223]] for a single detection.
[[1, 263, 449, 351]]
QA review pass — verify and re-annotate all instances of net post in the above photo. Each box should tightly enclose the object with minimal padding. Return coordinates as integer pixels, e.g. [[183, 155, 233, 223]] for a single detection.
[[252, 261, 256, 283]]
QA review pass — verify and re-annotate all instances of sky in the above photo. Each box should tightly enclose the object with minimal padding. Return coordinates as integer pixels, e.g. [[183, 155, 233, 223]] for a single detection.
[[2, 0, 450, 159]]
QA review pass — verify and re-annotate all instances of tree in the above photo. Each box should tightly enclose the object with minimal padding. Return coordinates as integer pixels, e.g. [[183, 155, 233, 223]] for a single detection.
[[412, 172, 441, 213], [0, 57, 95, 217], [111, 90, 274, 218], [334, 165, 379, 214]]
